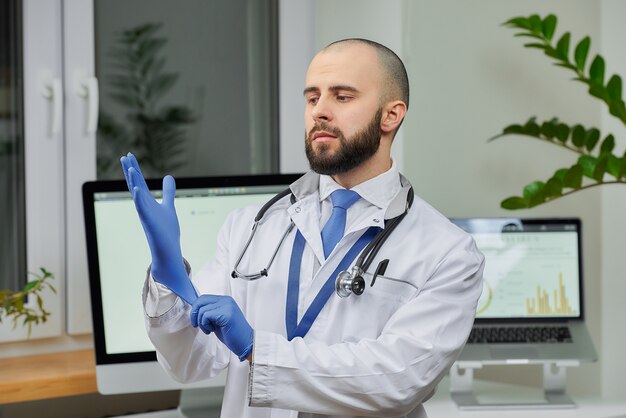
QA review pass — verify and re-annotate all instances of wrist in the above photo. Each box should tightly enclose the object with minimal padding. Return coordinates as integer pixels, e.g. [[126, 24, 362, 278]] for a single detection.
[[151, 258, 188, 282]]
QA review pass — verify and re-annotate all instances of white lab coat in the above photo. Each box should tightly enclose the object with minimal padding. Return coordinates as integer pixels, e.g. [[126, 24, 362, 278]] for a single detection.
[[143, 168, 484, 418]]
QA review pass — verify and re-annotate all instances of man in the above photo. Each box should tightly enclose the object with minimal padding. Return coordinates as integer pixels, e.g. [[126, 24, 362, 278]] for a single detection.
[[121, 38, 484, 417]]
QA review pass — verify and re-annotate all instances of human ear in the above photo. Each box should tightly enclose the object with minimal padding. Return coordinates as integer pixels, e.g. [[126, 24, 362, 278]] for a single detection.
[[380, 101, 407, 134]]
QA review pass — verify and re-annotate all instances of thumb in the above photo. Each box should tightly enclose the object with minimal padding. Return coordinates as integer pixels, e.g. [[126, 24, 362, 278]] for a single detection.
[[162, 175, 176, 209]]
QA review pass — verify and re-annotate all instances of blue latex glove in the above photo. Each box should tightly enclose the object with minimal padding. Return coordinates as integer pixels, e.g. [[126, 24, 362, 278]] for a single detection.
[[190, 295, 254, 361], [120, 152, 198, 304]]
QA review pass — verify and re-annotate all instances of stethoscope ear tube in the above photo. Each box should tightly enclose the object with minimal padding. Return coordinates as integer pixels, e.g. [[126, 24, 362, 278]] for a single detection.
[[255, 187, 292, 222]]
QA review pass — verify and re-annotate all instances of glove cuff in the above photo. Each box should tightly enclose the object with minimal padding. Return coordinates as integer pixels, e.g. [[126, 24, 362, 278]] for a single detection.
[[238, 342, 253, 362]]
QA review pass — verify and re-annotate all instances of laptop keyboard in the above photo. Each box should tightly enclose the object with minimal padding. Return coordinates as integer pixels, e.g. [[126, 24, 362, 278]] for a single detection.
[[467, 326, 573, 344]]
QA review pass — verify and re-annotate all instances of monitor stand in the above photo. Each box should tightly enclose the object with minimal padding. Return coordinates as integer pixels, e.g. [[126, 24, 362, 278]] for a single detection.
[[450, 360, 580, 410], [110, 387, 224, 418], [177, 387, 224, 417]]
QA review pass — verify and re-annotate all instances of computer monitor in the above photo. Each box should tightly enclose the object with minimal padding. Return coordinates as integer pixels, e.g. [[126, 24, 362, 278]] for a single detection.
[[82, 173, 301, 415]]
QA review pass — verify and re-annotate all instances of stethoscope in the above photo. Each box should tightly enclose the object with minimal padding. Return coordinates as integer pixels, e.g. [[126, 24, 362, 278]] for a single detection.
[[231, 185, 414, 297]]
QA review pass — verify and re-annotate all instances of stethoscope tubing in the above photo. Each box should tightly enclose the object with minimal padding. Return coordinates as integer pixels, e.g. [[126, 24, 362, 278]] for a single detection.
[[231, 185, 414, 295]]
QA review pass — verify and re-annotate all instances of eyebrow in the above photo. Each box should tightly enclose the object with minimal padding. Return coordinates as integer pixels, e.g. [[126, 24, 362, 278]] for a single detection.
[[303, 85, 359, 96]]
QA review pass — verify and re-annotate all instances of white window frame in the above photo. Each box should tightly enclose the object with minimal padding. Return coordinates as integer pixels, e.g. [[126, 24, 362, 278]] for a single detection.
[[0, 0, 65, 342]]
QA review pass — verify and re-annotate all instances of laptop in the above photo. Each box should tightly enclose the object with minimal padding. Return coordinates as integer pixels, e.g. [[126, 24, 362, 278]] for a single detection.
[[451, 217, 597, 364]]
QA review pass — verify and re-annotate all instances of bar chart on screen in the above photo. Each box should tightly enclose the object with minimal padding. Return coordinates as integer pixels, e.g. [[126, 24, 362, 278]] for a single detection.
[[526, 273, 577, 316]]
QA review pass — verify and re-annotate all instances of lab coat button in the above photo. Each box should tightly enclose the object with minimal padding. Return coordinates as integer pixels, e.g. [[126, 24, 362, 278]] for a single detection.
[[295, 207, 301, 213]]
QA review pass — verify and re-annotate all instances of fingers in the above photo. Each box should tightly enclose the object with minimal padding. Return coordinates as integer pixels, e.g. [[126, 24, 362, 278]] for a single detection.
[[120, 155, 132, 192], [132, 185, 152, 217], [162, 175, 176, 209], [199, 319, 215, 335], [126, 153, 149, 191], [191, 295, 231, 334]]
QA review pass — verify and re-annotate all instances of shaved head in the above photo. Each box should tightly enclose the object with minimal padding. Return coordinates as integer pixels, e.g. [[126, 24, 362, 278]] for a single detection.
[[323, 38, 409, 110]]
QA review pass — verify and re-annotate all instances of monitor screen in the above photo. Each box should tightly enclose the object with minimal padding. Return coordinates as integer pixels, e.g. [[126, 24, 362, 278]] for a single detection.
[[451, 218, 583, 321], [83, 174, 301, 394]]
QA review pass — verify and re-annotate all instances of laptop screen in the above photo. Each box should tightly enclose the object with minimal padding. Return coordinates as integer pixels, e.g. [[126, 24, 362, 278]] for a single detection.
[[83, 174, 301, 363], [451, 218, 583, 321]]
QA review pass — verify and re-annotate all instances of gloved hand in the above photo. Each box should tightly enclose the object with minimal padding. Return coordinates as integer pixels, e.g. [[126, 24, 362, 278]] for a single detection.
[[120, 152, 198, 304], [190, 295, 254, 361]]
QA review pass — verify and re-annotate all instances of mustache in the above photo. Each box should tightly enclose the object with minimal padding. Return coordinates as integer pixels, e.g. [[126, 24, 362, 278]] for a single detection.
[[307, 122, 343, 140]]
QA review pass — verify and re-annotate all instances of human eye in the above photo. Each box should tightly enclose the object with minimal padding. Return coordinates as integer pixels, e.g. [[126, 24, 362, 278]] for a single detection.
[[336, 94, 353, 103], [306, 95, 319, 105]]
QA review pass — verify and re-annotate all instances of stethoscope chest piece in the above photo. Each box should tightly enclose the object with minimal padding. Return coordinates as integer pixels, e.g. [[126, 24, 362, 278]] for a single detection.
[[335, 267, 366, 298]]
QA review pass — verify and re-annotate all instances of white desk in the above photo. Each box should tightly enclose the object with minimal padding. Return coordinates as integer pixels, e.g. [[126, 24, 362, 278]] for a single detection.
[[425, 377, 626, 417]]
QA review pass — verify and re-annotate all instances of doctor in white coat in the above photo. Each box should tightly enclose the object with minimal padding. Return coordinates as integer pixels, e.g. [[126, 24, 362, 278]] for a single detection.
[[121, 38, 484, 418]]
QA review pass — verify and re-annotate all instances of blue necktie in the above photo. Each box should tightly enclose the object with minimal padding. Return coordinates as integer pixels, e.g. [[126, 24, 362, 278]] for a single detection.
[[321, 189, 360, 258]]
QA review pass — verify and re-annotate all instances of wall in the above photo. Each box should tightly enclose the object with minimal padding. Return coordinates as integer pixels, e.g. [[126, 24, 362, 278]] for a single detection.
[[402, 0, 602, 396], [600, 0, 626, 401]]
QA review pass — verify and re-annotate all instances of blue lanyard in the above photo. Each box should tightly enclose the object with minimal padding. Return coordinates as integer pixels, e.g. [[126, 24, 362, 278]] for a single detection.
[[285, 227, 378, 340]]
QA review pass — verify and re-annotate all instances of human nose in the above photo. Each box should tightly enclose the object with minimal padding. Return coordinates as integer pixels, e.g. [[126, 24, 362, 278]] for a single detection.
[[311, 96, 332, 122]]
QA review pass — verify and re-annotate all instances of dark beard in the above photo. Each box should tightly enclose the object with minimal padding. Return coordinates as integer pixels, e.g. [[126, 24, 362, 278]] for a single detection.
[[305, 108, 383, 175]]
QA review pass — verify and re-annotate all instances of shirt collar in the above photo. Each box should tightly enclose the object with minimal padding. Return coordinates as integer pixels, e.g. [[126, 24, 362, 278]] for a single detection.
[[289, 161, 411, 220], [318, 160, 402, 210]]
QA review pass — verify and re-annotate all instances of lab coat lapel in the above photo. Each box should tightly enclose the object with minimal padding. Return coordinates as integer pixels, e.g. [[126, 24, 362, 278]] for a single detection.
[[287, 192, 325, 266]]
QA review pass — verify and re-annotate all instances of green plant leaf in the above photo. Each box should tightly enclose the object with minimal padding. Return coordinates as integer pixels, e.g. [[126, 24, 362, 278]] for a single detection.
[[574, 36, 591, 72], [524, 43, 548, 50], [556, 32, 571, 60], [553, 62, 577, 71], [523, 181, 546, 206], [563, 164, 583, 188], [544, 176, 563, 197], [620, 157, 626, 179], [584, 128, 601, 151], [607, 155, 623, 178], [501, 196, 530, 210], [589, 55, 605, 86], [555, 123, 570, 142], [528, 15, 543, 34], [600, 134, 615, 155], [543, 46, 562, 60], [607, 74, 623, 102], [523, 117, 541, 135], [540, 119, 557, 139], [146, 73, 178, 101], [502, 124, 524, 135], [609, 100, 626, 122], [552, 168, 570, 184], [571, 125, 586, 147], [24, 280, 39, 292], [578, 155, 598, 179], [542, 14, 557, 40], [593, 156, 608, 181], [503, 17, 532, 30]]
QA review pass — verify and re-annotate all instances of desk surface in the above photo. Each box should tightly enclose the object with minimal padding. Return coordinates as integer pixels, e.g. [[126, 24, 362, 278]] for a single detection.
[[425, 377, 626, 417], [0, 349, 97, 404]]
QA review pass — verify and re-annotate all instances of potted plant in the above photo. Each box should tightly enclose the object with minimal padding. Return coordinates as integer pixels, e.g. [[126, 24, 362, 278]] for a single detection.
[[0, 268, 56, 336], [97, 22, 194, 179]]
